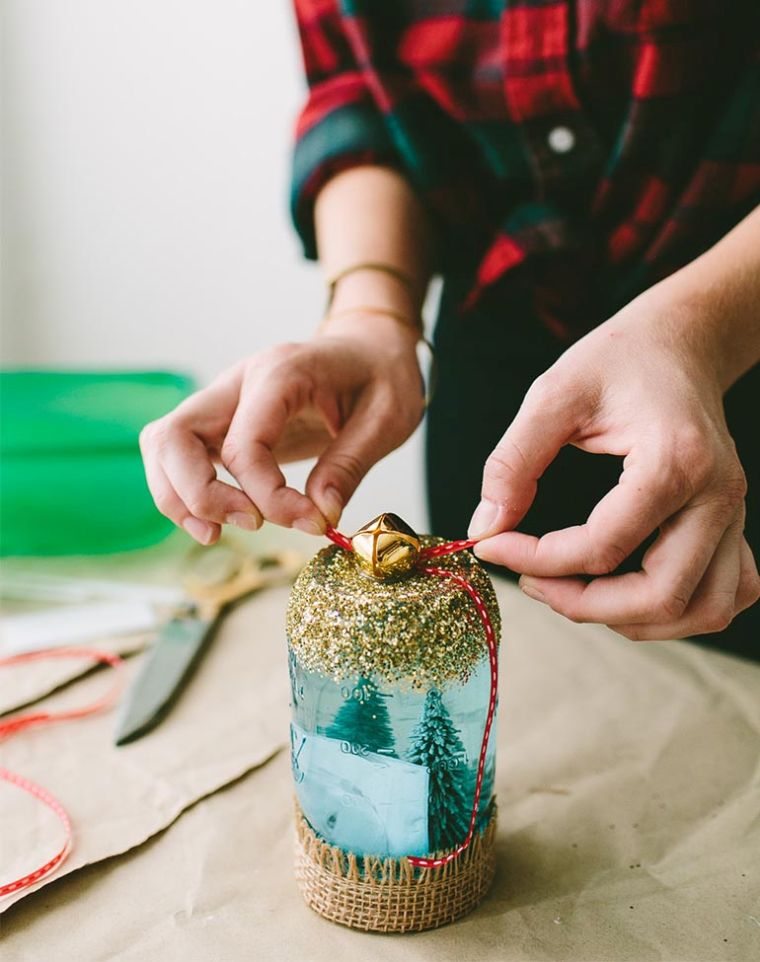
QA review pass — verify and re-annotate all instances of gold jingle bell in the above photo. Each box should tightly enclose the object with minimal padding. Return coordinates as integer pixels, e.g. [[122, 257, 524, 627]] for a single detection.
[[351, 513, 421, 580]]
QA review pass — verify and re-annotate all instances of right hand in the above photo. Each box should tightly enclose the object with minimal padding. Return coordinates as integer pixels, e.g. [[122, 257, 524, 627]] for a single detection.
[[139, 314, 425, 545]]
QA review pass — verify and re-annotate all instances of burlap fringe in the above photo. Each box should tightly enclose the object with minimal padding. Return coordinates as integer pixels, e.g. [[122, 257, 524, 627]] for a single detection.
[[293, 803, 497, 933]]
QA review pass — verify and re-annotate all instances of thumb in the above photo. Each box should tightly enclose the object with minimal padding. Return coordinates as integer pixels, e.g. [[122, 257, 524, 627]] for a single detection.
[[305, 393, 397, 526], [468, 375, 578, 539]]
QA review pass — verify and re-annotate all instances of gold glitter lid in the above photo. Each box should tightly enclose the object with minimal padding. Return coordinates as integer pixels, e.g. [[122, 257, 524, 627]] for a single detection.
[[286, 537, 501, 689]]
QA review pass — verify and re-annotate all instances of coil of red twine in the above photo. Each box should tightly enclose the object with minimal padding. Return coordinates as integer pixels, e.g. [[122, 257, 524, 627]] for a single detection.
[[0, 647, 124, 899]]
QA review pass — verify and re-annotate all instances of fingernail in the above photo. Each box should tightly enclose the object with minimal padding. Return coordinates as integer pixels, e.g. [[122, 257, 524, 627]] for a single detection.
[[472, 541, 493, 562], [226, 511, 261, 532], [468, 499, 500, 540], [183, 517, 215, 545], [519, 578, 546, 604], [292, 518, 324, 536], [319, 486, 343, 526]]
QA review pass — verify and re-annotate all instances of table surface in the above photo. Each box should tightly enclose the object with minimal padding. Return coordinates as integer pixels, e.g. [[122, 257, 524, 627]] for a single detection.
[[2, 530, 760, 962]]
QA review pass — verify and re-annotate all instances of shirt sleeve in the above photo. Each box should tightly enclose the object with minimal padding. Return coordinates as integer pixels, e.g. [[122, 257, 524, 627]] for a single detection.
[[289, 0, 401, 260]]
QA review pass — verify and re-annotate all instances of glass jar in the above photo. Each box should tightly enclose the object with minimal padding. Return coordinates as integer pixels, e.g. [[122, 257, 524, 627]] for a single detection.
[[286, 521, 501, 932], [289, 656, 496, 859]]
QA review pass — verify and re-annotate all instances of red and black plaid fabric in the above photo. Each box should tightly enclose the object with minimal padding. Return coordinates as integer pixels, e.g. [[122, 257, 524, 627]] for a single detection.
[[290, 0, 760, 339]]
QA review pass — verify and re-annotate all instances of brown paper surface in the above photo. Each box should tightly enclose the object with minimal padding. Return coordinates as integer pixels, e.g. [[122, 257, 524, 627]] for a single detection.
[[2, 578, 760, 961], [0, 586, 292, 911]]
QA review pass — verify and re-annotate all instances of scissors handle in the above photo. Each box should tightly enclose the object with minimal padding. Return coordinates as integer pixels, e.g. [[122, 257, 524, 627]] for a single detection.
[[184, 549, 303, 616]]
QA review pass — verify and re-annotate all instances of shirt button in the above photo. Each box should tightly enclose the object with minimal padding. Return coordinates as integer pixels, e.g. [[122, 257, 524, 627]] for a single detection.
[[547, 126, 576, 154]]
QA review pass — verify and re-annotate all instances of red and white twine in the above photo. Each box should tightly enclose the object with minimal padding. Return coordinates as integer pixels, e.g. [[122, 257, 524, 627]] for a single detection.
[[325, 527, 499, 869], [0, 647, 124, 899]]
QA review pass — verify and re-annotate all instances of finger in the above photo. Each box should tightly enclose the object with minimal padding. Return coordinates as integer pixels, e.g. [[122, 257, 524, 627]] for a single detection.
[[160, 426, 263, 531], [734, 537, 760, 615], [514, 500, 733, 626], [474, 443, 703, 577], [305, 388, 408, 525], [610, 516, 744, 640], [221, 371, 326, 532], [141, 453, 220, 546], [167, 365, 245, 454], [468, 374, 583, 539]]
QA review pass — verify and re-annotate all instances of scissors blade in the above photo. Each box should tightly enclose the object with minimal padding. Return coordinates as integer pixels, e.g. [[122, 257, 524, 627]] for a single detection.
[[114, 611, 218, 746]]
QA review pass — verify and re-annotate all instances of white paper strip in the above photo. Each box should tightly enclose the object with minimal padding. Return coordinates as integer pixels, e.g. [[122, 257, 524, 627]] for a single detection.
[[0, 601, 161, 655], [0, 572, 184, 606]]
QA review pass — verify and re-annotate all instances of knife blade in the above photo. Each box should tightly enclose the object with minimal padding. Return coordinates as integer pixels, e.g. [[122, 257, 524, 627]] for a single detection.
[[113, 608, 219, 745], [113, 546, 304, 745]]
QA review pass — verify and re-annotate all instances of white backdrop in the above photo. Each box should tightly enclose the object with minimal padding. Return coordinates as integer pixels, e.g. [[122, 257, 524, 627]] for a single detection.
[[1, 1, 427, 534]]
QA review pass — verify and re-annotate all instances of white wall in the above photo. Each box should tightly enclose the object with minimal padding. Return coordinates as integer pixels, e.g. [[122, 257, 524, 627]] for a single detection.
[[1, 1, 427, 534]]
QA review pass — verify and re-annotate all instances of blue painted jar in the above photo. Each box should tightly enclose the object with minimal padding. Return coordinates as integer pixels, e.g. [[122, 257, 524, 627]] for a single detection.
[[286, 515, 501, 932]]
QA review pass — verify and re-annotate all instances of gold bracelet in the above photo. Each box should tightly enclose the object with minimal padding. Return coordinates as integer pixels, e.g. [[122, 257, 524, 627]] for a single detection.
[[320, 305, 424, 336], [325, 262, 417, 309]]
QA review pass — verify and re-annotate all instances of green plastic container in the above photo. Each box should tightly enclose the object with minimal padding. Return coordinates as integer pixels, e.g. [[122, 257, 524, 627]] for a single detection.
[[0, 370, 195, 556]]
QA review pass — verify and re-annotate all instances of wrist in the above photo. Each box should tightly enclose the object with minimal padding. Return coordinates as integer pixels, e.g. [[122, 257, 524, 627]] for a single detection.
[[328, 266, 424, 318], [692, 291, 760, 394], [316, 307, 421, 354], [623, 276, 756, 396], [635, 227, 760, 393]]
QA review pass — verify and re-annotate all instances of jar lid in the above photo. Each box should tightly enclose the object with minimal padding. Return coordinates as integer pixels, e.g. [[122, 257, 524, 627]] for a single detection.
[[286, 536, 500, 689]]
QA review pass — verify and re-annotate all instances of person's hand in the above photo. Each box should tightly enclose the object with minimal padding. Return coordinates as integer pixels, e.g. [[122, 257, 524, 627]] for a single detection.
[[470, 288, 760, 640], [140, 314, 424, 545]]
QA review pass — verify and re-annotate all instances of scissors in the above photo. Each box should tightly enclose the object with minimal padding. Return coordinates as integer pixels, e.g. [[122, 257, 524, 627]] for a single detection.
[[113, 540, 303, 745]]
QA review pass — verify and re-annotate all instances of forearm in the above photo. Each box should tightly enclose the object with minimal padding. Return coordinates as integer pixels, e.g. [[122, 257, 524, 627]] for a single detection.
[[314, 166, 433, 325], [641, 204, 760, 391]]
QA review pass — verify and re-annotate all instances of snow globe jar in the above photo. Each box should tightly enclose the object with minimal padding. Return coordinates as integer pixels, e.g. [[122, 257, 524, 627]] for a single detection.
[[286, 513, 501, 932]]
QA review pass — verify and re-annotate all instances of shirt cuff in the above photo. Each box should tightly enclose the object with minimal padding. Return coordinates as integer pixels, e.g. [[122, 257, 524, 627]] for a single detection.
[[290, 101, 400, 261]]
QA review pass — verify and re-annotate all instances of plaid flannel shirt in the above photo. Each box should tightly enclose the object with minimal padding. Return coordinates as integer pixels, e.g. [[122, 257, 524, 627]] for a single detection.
[[290, 0, 760, 339]]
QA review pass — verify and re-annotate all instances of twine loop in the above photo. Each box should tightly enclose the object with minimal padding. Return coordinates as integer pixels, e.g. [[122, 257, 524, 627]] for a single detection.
[[0, 647, 124, 899], [324, 526, 498, 869]]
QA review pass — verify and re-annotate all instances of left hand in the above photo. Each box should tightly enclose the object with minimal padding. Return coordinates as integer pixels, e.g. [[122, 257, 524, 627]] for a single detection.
[[470, 286, 760, 640]]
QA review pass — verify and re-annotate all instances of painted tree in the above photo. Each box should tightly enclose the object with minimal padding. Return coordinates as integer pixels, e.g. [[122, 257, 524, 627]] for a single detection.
[[465, 755, 495, 831], [406, 689, 471, 852], [325, 676, 397, 757]]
